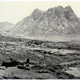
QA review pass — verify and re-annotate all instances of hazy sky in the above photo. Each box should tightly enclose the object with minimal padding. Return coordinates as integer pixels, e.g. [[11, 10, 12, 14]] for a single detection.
[[0, 1, 80, 24]]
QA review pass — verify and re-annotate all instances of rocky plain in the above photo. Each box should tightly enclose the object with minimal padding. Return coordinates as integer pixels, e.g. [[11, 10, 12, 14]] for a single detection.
[[0, 35, 80, 79]]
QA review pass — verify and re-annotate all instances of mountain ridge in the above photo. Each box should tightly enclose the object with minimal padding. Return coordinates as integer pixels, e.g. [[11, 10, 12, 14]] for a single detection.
[[8, 5, 80, 37]]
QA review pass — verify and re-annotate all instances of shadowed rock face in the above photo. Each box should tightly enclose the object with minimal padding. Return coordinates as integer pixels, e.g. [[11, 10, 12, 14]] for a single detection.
[[9, 6, 80, 37]]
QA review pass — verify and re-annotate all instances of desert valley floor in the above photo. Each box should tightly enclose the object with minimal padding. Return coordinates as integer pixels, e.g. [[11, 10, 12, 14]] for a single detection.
[[0, 36, 80, 79]]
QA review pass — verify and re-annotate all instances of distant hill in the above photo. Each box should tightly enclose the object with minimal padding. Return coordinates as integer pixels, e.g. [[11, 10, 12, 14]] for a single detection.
[[0, 22, 14, 35], [8, 6, 80, 37]]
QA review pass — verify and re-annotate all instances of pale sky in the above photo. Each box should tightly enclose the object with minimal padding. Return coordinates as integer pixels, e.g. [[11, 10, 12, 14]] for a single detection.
[[0, 1, 80, 24]]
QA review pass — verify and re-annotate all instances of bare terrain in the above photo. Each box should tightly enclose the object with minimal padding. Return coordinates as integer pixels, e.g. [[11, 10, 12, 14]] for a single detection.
[[0, 35, 80, 79]]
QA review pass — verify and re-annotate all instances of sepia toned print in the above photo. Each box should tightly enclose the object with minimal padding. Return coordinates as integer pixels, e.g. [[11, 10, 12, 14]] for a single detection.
[[0, 1, 80, 79]]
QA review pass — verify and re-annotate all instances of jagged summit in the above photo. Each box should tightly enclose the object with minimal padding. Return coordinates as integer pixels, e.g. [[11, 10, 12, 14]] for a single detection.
[[65, 5, 73, 11], [30, 9, 43, 21], [31, 8, 42, 15], [9, 5, 80, 37]]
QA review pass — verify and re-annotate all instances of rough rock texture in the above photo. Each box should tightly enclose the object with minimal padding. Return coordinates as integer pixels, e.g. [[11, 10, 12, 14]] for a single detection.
[[9, 6, 80, 37]]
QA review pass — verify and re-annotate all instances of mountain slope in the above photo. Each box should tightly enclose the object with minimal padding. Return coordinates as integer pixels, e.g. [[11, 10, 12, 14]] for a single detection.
[[9, 6, 80, 37]]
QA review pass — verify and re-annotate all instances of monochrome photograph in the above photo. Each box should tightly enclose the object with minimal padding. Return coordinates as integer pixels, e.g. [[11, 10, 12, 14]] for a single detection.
[[0, 0, 80, 79]]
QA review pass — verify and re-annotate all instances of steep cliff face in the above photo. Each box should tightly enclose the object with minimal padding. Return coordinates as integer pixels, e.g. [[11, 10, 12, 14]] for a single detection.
[[9, 6, 80, 37]]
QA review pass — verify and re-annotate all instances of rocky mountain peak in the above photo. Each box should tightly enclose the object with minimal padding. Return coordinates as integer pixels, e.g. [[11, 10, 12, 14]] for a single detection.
[[30, 9, 43, 21], [65, 5, 73, 11], [65, 6, 79, 27], [9, 5, 80, 37]]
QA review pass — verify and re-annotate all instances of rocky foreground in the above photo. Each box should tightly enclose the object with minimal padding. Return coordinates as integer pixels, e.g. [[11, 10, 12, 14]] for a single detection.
[[0, 39, 80, 79]]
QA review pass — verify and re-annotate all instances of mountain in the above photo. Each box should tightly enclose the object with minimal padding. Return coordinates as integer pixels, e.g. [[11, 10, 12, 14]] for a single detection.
[[0, 22, 14, 35], [9, 6, 80, 37]]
